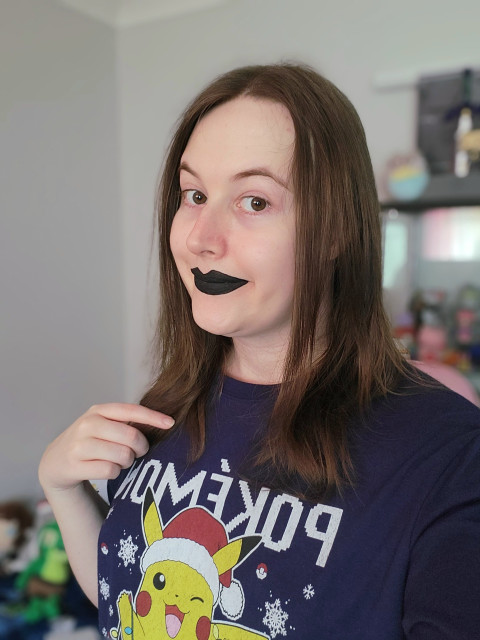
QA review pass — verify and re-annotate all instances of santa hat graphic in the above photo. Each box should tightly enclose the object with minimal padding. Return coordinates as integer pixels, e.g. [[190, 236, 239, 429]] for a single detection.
[[141, 507, 245, 620]]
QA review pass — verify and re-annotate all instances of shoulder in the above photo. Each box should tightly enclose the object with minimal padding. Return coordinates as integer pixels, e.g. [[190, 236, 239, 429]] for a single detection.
[[409, 360, 479, 406], [351, 374, 480, 495], [368, 371, 480, 442]]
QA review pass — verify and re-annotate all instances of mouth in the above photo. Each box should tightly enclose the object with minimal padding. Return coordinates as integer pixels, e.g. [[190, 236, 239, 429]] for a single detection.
[[191, 268, 248, 296], [165, 604, 185, 639]]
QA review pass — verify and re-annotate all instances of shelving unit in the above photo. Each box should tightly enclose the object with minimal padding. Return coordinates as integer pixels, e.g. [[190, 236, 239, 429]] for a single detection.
[[381, 174, 480, 212], [380, 173, 480, 396]]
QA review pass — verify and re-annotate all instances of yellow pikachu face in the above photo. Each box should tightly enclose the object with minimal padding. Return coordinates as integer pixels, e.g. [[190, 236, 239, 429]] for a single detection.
[[112, 488, 262, 640], [133, 559, 215, 639]]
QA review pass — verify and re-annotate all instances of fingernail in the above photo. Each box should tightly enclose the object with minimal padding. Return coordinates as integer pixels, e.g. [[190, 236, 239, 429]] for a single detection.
[[162, 417, 175, 428]]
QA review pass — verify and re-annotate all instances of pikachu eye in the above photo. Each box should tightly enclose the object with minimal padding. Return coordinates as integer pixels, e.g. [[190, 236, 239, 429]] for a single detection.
[[153, 572, 166, 590]]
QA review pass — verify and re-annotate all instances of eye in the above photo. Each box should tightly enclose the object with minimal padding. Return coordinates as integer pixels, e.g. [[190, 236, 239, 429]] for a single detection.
[[191, 596, 204, 603], [183, 189, 207, 206], [153, 573, 166, 590], [241, 196, 268, 213]]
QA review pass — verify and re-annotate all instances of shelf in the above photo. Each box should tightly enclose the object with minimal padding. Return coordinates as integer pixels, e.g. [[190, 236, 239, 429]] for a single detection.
[[381, 173, 480, 212]]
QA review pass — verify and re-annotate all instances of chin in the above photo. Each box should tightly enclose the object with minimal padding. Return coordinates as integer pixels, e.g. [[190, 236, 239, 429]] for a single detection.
[[192, 317, 237, 338], [190, 297, 238, 336]]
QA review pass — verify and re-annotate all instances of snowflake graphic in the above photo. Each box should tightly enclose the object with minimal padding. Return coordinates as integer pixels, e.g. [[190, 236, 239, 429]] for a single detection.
[[101, 627, 108, 637], [303, 584, 315, 600], [99, 577, 110, 601], [118, 535, 138, 567], [109, 604, 114, 616], [221, 458, 231, 473], [263, 598, 288, 638]]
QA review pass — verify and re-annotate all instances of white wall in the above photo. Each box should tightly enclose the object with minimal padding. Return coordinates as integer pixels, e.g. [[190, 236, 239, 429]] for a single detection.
[[0, 0, 124, 501], [2, 0, 480, 501], [117, 0, 480, 400]]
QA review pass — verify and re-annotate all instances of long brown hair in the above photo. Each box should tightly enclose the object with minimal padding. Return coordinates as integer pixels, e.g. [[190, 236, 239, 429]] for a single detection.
[[139, 63, 408, 497]]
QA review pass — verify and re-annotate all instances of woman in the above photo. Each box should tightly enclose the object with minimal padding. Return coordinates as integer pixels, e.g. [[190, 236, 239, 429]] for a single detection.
[[39, 64, 480, 639]]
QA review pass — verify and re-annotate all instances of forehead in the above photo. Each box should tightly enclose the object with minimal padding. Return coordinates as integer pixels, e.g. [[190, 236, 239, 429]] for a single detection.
[[181, 96, 295, 177]]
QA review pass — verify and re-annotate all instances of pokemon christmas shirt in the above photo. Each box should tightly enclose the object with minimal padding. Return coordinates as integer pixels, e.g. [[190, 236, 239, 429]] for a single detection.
[[97, 375, 480, 640]]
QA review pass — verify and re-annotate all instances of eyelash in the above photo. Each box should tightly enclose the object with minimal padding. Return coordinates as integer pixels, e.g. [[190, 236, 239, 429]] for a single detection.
[[181, 190, 271, 215]]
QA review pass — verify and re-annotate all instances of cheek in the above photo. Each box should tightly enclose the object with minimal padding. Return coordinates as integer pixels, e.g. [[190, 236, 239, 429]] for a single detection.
[[169, 215, 192, 284], [136, 591, 152, 617], [196, 616, 211, 640], [254, 236, 295, 293], [170, 211, 188, 259]]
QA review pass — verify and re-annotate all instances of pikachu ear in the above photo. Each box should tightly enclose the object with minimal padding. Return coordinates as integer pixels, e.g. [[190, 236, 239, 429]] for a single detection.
[[142, 488, 164, 546], [212, 535, 261, 577]]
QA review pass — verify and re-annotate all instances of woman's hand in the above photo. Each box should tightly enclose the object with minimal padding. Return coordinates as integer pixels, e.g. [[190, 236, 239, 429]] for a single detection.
[[39, 403, 175, 494]]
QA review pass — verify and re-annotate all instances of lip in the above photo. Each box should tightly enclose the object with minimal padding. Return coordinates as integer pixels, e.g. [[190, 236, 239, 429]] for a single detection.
[[191, 268, 248, 295]]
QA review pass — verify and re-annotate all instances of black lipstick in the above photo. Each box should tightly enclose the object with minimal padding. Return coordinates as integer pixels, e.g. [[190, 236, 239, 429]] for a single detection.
[[191, 268, 248, 295]]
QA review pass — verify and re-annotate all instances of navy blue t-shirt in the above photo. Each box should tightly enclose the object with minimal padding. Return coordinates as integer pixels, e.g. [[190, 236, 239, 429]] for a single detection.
[[97, 376, 480, 639]]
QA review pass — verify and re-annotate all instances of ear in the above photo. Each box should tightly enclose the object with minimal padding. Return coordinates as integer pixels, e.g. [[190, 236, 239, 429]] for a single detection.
[[212, 536, 261, 576], [142, 488, 164, 546]]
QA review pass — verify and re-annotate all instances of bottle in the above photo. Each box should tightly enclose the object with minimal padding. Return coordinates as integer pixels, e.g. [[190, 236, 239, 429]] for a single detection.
[[454, 107, 473, 178]]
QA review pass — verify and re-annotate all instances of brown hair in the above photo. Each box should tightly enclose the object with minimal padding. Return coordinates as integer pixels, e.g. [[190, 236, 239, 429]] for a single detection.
[[139, 63, 409, 497]]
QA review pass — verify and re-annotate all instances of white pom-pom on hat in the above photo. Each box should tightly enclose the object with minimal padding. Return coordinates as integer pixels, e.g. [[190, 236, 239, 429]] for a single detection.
[[219, 578, 245, 620]]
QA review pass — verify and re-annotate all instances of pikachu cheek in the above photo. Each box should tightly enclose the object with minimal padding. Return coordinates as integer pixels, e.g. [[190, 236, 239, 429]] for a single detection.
[[196, 615, 211, 640], [136, 590, 152, 617]]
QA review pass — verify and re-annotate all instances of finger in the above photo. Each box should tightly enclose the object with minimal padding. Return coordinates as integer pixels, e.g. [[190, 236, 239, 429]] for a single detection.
[[83, 419, 150, 459], [88, 403, 175, 430], [74, 438, 138, 470], [76, 460, 124, 482]]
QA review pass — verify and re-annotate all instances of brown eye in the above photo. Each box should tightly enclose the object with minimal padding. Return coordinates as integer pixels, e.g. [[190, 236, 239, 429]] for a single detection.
[[184, 190, 207, 205], [242, 196, 268, 213]]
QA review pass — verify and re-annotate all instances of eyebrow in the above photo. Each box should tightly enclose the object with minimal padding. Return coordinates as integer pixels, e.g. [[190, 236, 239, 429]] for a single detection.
[[179, 161, 289, 190]]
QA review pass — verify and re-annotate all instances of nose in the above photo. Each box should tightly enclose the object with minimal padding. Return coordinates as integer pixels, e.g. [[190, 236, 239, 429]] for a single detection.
[[185, 204, 227, 258]]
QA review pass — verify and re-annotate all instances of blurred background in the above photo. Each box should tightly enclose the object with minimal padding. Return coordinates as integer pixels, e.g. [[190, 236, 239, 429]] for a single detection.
[[1, 0, 480, 634]]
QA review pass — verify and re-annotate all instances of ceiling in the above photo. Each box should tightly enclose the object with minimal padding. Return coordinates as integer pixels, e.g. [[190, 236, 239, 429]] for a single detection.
[[55, 0, 233, 28]]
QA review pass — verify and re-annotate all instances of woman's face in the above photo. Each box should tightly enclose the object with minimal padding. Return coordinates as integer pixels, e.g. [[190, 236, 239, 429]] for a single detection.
[[170, 96, 296, 348]]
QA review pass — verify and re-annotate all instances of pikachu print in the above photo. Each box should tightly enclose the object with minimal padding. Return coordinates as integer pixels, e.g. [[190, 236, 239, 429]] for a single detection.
[[110, 488, 268, 640]]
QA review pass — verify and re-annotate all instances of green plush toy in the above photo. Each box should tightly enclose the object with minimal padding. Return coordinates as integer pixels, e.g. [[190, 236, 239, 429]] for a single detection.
[[15, 520, 70, 623]]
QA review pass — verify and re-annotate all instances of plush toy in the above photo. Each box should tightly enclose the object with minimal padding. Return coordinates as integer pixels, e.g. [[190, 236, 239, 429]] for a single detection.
[[14, 520, 70, 623], [0, 501, 33, 576]]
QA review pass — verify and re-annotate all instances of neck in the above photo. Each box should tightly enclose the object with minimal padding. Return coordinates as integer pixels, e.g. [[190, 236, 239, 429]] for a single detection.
[[225, 335, 289, 385]]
